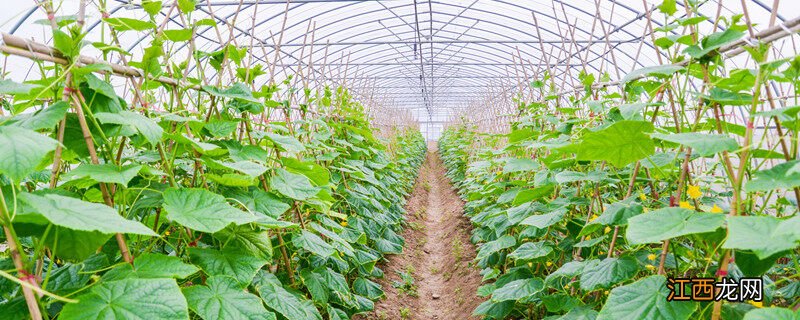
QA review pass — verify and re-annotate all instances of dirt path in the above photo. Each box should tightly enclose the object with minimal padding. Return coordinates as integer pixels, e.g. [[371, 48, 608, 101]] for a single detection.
[[360, 148, 484, 320]]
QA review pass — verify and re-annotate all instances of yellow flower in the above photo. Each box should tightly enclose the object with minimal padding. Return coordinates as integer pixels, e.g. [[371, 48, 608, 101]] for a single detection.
[[528, 262, 533, 267], [340, 221, 348, 227], [604, 226, 612, 234], [589, 214, 599, 222], [585, 235, 591, 240], [711, 204, 724, 213], [748, 301, 763, 308], [687, 185, 702, 199], [646, 264, 656, 271], [639, 193, 647, 201], [164, 230, 171, 236], [643, 207, 649, 213], [647, 254, 657, 261], [679, 201, 695, 210], [603, 290, 609, 295], [546, 261, 553, 267], [598, 251, 605, 255]]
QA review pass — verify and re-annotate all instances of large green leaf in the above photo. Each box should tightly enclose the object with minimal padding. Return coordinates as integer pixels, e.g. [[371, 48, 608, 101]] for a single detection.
[[723, 216, 800, 259], [745, 160, 800, 192], [265, 132, 305, 153], [589, 198, 643, 226], [202, 83, 261, 103], [519, 210, 566, 229], [102, 17, 156, 31], [684, 29, 744, 59], [502, 157, 539, 173], [0, 126, 59, 182], [476, 235, 516, 260], [270, 168, 321, 200], [162, 188, 257, 233], [95, 111, 164, 146], [571, 120, 655, 168], [491, 278, 544, 302], [130, 253, 199, 279], [64, 163, 142, 186], [188, 248, 267, 285], [19, 193, 156, 236], [626, 207, 725, 244], [214, 224, 273, 260], [183, 276, 275, 320], [508, 241, 553, 260], [255, 272, 322, 320], [9, 101, 70, 130], [0, 79, 41, 95], [597, 275, 697, 320], [59, 278, 189, 320], [651, 132, 739, 156], [579, 257, 639, 290], [293, 230, 337, 257], [622, 65, 684, 83]]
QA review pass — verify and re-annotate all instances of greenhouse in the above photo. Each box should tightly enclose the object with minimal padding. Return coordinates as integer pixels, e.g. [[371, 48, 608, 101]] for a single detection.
[[0, 0, 798, 319]]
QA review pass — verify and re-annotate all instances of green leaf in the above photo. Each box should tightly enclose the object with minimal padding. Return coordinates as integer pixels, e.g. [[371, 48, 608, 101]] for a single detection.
[[265, 132, 305, 153], [589, 198, 643, 226], [293, 230, 336, 257], [570, 120, 655, 168], [142, 0, 163, 16], [742, 308, 799, 320], [103, 17, 156, 31], [579, 257, 639, 290], [213, 160, 268, 178], [202, 83, 260, 103], [684, 29, 744, 59], [95, 111, 164, 146], [177, 0, 196, 13], [508, 241, 553, 260], [745, 160, 800, 192], [701, 87, 754, 106], [59, 278, 189, 320], [502, 157, 539, 173], [353, 277, 384, 300], [659, 0, 677, 15], [162, 188, 257, 233], [597, 275, 697, 320], [622, 64, 683, 83], [270, 168, 321, 200], [214, 224, 273, 260], [476, 235, 516, 260], [491, 278, 544, 302], [64, 163, 142, 186], [256, 272, 322, 320], [189, 248, 266, 285], [132, 253, 199, 279], [519, 210, 566, 229], [626, 207, 725, 244], [8, 101, 70, 130], [183, 276, 274, 320], [0, 79, 41, 95], [0, 126, 59, 182], [163, 29, 193, 42], [651, 132, 739, 156], [723, 216, 800, 259], [20, 193, 157, 236]]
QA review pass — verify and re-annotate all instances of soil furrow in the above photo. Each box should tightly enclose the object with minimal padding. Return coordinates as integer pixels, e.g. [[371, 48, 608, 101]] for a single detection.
[[361, 148, 483, 320]]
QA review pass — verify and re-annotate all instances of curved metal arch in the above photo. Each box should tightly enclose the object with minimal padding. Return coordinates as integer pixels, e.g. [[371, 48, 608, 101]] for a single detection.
[[250, 12, 643, 89], [257, 0, 632, 70]]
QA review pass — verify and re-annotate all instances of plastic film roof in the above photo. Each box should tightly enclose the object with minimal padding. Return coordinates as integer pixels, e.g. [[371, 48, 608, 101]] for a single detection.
[[2, 0, 797, 138]]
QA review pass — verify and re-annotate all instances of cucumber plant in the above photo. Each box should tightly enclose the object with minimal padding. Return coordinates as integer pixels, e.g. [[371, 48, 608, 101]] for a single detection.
[[439, 3, 800, 320], [0, 1, 427, 319]]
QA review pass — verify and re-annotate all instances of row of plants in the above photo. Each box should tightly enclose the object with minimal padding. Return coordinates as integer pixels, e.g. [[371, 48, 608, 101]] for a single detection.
[[0, 1, 427, 319], [0, 75, 426, 319], [439, 2, 799, 319]]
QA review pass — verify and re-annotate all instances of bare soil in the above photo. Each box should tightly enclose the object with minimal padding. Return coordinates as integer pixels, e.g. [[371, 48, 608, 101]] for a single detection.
[[358, 148, 484, 320]]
